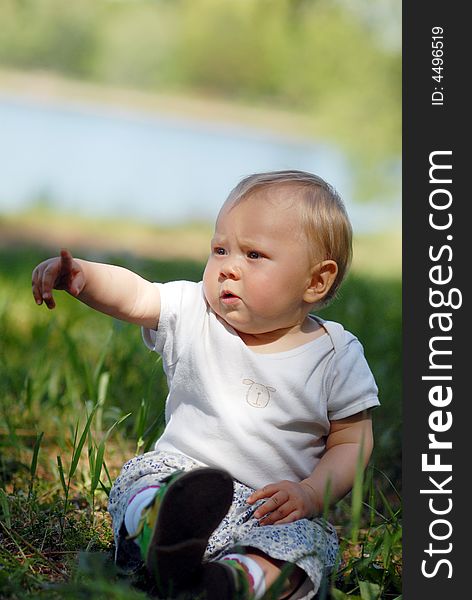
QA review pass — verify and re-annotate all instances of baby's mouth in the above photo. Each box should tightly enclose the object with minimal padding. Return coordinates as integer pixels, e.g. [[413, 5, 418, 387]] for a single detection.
[[220, 290, 240, 302]]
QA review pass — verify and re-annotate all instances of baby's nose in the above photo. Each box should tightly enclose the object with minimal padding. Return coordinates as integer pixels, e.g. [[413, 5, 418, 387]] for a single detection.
[[219, 259, 241, 280]]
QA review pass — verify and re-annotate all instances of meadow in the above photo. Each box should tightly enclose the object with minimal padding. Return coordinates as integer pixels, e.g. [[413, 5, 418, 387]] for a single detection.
[[0, 231, 401, 599]]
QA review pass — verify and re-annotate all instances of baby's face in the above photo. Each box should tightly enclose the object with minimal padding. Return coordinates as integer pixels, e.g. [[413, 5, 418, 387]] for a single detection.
[[203, 191, 316, 336]]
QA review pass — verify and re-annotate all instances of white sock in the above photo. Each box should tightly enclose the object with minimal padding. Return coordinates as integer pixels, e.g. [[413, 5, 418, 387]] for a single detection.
[[124, 485, 161, 538], [220, 553, 266, 599]]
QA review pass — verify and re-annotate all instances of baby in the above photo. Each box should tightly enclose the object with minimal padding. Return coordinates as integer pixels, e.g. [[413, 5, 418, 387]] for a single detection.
[[32, 170, 379, 600]]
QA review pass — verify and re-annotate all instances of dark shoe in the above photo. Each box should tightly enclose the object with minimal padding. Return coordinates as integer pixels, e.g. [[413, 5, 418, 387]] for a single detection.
[[142, 468, 234, 598], [196, 561, 243, 599]]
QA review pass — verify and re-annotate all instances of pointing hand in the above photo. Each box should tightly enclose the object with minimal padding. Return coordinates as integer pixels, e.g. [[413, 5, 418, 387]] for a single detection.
[[32, 249, 85, 309]]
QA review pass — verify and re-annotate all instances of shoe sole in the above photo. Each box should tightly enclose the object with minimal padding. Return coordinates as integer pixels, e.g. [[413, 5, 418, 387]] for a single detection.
[[146, 467, 234, 595]]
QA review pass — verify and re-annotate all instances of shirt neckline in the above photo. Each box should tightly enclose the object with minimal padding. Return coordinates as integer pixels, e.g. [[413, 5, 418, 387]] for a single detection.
[[215, 313, 334, 359]]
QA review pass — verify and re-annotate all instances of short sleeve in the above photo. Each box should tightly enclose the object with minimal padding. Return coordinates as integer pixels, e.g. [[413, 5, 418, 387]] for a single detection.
[[326, 337, 380, 420], [142, 280, 206, 369]]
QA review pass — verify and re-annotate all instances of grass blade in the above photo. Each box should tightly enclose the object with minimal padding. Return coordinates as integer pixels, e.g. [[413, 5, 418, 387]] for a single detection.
[[95, 371, 110, 433], [28, 431, 44, 498], [92, 330, 113, 383], [350, 438, 366, 544], [0, 488, 11, 528], [30, 431, 44, 477], [134, 398, 148, 455], [90, 413, 131, 494], [69, 404, 98, 479], [377, 485, 396, 521], [102, 459, 113, 489], [88, 438, 96, 482], [56, 455, 67, 495], [142, 410, 166, 453]]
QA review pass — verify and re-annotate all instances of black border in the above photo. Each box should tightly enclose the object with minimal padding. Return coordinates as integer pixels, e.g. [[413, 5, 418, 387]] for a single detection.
[[403, 2, 467, 596]]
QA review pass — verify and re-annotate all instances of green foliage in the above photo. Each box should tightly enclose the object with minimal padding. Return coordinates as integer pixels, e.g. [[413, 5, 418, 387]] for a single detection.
[[0, 0, 400, 192], [319, 274, 402, 488], [0, 0, 101, 76], [329, 465, 402, 599]]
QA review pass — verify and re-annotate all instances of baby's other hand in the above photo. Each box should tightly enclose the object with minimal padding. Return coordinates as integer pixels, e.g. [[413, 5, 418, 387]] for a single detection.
[[246, 480, 320, 525], [32, 249, 85, 309]]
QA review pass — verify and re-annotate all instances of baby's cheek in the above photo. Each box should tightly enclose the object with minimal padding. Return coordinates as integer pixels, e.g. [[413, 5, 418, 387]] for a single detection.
[[248, 282, 275, 307], [202, 275, 217, 306]]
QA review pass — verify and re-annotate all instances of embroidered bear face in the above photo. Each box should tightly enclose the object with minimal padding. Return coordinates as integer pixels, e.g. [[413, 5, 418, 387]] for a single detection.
[[242, 379, 276, 408]]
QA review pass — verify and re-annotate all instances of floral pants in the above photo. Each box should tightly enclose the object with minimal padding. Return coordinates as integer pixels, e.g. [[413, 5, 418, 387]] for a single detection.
[[108, 451, 339, 600]]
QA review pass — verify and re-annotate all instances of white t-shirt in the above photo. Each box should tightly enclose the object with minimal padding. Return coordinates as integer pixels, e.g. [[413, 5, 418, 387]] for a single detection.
[[142, 280, 379, 490]]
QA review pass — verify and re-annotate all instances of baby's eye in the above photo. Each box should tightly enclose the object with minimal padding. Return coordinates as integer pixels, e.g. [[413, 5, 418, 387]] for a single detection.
[[214, 247, 227, 256], [247, 250, 262, 259]]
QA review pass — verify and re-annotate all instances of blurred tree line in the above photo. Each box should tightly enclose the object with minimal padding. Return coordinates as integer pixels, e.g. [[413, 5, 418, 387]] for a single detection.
[[0, 0, 400, 200]]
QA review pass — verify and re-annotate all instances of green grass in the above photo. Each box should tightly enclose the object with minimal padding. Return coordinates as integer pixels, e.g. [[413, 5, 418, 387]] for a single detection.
[[0, 245, 401, 599]]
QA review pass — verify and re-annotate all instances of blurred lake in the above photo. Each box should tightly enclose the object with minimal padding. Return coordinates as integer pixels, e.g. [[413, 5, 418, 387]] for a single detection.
[[0, 96, 399, 232]]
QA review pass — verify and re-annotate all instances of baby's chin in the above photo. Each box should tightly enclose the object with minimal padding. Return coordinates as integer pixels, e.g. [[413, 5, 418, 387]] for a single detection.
[[212, 312, 272, 337], [205, 300, 249, 333], [203, 289, 273, 335]]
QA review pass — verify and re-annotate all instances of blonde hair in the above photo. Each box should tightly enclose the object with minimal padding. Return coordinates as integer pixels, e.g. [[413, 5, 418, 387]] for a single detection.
[[225, 170, 353, 307]]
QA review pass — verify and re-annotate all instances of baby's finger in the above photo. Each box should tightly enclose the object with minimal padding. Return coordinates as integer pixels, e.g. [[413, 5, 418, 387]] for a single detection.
[[60, 248, 85, 296], [31, 268, 43, 305], [60, 248, 74, 274], [258, 501, 294, 525], [247, 484, 279, 504], [43, 295, 56, 309], [40, 265, 58, 309], [254, 490, 289, 519], [270, 510, 301, 526]]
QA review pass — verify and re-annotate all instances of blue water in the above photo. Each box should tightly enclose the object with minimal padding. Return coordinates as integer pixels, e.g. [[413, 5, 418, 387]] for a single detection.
[[0, 96, 396, 231]]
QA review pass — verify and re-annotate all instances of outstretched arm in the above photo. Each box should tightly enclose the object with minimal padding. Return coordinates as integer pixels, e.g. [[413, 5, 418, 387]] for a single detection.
[[247, 410, 374, 525], [32, 249, 161, 329]]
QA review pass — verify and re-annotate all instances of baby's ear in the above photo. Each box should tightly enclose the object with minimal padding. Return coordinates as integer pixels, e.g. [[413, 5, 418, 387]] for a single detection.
[[303, 260, 338, 304]]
